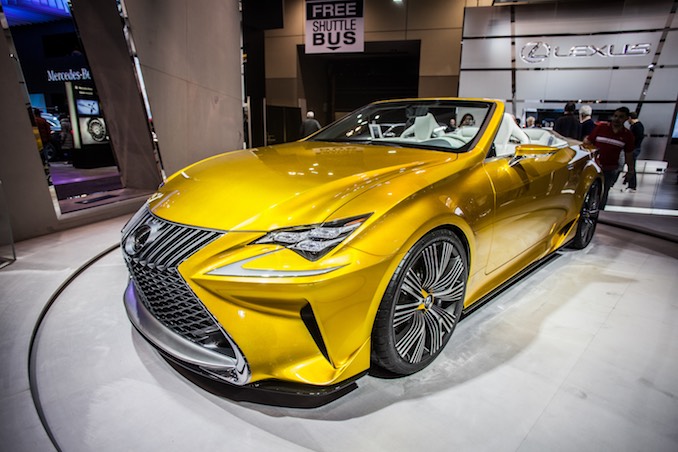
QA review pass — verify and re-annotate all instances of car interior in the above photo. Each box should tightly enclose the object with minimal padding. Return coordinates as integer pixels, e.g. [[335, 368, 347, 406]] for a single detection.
[[380, 112, 568, 156]]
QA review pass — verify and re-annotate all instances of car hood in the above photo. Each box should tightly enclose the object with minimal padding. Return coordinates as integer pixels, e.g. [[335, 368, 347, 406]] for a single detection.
[[149, 141, 456, 231]]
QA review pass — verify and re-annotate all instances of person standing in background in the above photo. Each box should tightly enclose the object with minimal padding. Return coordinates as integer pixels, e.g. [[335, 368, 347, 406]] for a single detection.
[[300, 111, 321, 137], [33, 109, 51, 151], [59, 114, 74, 161], [624, 111, 645, 192], [554, 101, 581, 139], [31, 108, 53, 182], [583, 107, 635, 209], [33, 108, 52, 165], [579, 104, 595, 140]]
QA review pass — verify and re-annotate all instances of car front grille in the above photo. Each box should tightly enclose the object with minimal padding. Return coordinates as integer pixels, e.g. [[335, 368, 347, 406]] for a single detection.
[[121, 207, 233, 355]]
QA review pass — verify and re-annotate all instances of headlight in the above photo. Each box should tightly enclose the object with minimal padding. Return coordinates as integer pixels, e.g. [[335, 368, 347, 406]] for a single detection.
[[255, 214, 371, 261]]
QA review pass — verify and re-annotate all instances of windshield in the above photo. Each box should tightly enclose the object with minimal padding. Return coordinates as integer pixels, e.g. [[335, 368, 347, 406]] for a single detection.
[[309, 100, 494, 152]]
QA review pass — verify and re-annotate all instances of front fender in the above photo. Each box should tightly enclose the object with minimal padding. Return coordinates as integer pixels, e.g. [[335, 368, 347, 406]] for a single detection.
[[340, 187, 489, 342]]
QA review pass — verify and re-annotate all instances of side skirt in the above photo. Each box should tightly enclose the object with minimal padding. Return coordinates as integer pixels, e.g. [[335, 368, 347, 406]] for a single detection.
[[461, 252, 562, 318]]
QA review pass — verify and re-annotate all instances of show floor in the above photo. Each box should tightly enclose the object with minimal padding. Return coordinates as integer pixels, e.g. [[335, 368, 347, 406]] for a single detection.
[[1, 213, 677, 451]]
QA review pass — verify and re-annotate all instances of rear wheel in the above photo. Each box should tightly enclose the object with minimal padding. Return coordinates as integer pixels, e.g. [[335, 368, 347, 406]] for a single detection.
[[372, 229, 468, 375], [569, 181, 601, 249]]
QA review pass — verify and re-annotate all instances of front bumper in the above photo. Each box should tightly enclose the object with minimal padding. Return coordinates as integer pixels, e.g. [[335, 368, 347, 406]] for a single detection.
[[121, 205, 399, 389], [124, 277, 373, 398], [123, 280, 251, 385]]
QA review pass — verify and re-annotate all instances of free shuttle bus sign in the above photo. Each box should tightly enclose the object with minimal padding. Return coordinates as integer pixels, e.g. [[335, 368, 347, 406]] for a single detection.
[[305, 0, 364, 54]]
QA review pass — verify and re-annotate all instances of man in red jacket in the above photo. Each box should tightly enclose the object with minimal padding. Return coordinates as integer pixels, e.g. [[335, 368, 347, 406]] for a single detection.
[[583, 106, 635, 209]]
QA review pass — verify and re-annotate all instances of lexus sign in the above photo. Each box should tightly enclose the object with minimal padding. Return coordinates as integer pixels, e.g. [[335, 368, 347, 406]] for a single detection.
[[520, 41, 652, 64]]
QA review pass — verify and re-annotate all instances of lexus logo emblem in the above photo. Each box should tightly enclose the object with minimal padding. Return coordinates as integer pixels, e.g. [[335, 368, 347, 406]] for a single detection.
[[521, 41, 550, 64], [520, 41, 652, 64], [125, 224, 153, 256]]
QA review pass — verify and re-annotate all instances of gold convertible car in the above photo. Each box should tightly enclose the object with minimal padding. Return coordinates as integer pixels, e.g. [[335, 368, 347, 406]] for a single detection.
[[122, 98, 602, 394]]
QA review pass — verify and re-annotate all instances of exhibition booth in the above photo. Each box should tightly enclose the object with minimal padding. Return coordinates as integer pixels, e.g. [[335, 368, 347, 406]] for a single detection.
[[0, 1, 677, 451]]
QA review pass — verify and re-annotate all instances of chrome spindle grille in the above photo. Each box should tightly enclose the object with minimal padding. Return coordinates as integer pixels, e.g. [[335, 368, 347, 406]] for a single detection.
[[122, 207, 231, 354]]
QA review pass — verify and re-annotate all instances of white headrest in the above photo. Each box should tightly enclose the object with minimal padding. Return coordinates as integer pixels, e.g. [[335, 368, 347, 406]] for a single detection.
[[412, 113, 438, 140]]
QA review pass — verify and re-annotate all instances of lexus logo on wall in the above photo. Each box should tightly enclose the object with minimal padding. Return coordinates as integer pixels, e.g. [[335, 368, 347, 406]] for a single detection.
[[521, 42, 551, 63], [520, 41, 652, 64]]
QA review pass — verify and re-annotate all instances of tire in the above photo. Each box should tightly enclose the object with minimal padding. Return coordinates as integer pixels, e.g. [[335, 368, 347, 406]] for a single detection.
[[372, 229, 468, 375], [569, 180, 601, 250]]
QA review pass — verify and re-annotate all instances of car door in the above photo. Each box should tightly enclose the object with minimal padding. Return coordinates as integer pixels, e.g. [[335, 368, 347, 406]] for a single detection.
[[483, 116, 575, 274]]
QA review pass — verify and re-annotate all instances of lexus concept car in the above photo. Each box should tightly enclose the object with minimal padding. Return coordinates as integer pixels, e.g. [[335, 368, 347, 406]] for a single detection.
[[122, 98, 602, 394]]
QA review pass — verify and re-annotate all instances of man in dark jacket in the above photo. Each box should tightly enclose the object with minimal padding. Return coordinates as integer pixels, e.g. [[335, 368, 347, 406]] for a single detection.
[[300, 111, 321, 137], [625, 111, 644, 191], [554, 101, 581, 140]]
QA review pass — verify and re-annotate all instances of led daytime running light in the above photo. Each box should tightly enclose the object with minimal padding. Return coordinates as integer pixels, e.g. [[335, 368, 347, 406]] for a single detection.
[[255, 214, 371, 261]]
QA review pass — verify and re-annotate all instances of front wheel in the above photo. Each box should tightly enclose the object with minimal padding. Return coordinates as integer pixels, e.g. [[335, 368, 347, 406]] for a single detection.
[[569, 180, 601, 250], [372, 229, 468, 375]]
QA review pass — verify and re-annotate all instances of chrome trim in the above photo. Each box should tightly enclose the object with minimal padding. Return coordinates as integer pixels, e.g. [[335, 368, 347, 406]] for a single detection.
[[124, 281, 251, 385], [207, 251, 346, 278]]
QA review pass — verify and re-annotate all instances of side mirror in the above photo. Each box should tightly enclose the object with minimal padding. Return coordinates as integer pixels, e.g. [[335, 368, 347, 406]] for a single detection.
[[509, 144, 557, 167], [514, 144, 557, 158]]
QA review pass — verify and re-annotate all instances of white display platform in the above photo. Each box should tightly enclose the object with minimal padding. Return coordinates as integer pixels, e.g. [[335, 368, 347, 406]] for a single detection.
[[22, 227, 678, 452]]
